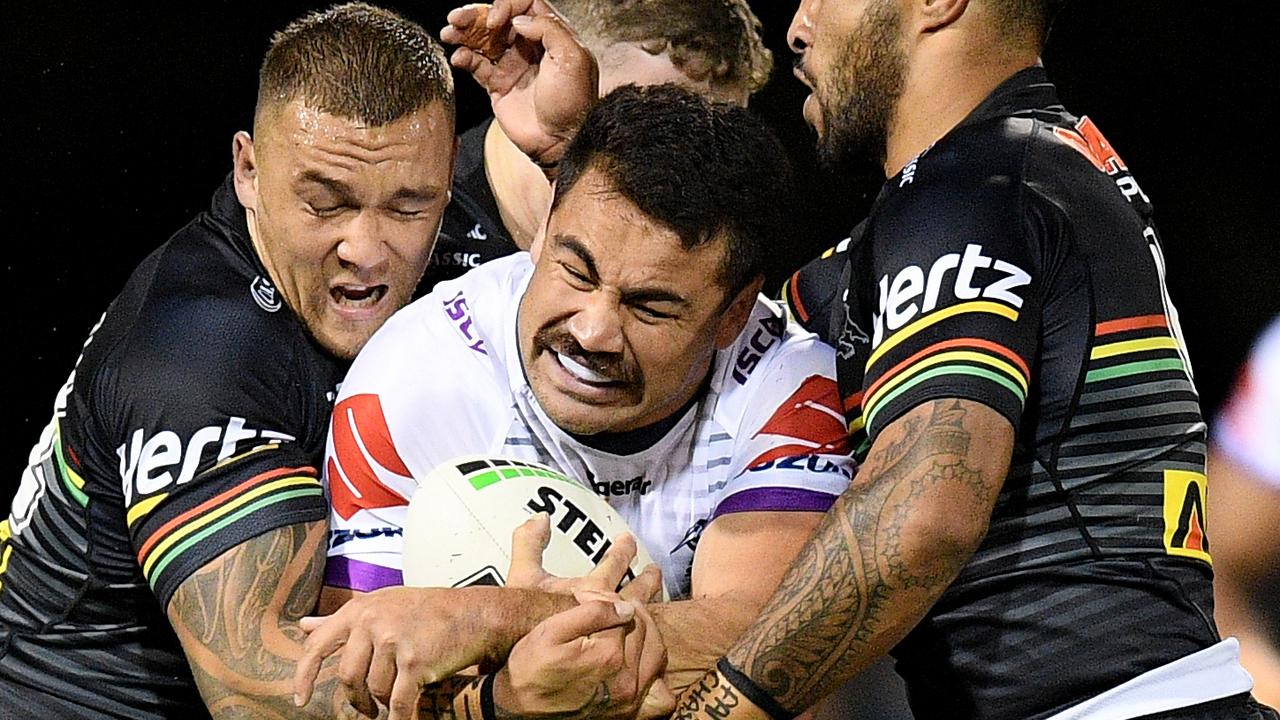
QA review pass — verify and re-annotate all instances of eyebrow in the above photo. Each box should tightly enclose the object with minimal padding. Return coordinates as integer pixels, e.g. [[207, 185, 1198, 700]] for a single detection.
[[296, 171, 441, 204], [553, 234, 689, 307]]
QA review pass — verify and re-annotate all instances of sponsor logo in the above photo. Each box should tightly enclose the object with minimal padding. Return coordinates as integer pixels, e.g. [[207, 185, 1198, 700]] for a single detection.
[[733, 311, 786, 384], [747, 454, 853, 478], [117, 417, 296, 505], [443, 290, 487, 355], [748, 374, 852, 469], [1052, 116, 1151, 206], [328, 394, 414, 520], [1163, 469, 1211, 564], [251, 276, 282, 313], [467, 223, 488, 241], [526, 486, 636, 585], [872, 243, 1031, 347], [837, 306, 870, 361], [329, 526, 404, 549], [587, 471, 652, 497]]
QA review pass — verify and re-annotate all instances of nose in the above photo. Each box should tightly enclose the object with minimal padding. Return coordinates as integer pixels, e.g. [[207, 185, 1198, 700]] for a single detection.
[[335, 212, 388, 273], [565, 293, 624, 355], [788, 1, 816, 55]]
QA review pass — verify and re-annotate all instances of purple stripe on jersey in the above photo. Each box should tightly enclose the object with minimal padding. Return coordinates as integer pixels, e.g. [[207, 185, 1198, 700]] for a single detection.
[[711, 487, 836, 519], [324, 556, 404, 592]]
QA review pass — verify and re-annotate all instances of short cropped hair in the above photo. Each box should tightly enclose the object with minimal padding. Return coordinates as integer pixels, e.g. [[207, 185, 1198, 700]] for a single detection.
[[989, 0, 1067, 46], [552, 84, 792, 296], [256, 2, 453, 127], [551, 0, 773, 94]]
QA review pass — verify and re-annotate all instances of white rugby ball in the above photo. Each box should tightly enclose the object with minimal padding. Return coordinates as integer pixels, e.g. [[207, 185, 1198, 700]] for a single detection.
[[402, 454, 662, 597]]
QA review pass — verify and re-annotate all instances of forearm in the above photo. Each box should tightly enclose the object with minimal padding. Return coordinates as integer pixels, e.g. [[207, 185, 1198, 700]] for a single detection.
[[720, 400, 1011, 715], [649, 598, 764, 694]]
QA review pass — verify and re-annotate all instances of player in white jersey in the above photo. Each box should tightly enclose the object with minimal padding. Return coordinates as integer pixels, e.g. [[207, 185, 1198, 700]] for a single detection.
[[298, 83, 855, 719]]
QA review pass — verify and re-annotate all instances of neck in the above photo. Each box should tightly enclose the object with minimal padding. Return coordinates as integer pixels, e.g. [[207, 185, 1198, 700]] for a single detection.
[[484, 122, 552, 251], [884, 46, 1040, 177]]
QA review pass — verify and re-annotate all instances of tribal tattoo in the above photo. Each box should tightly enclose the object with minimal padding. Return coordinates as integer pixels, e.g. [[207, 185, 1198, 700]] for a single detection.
[[724, 399, 1011, 712]]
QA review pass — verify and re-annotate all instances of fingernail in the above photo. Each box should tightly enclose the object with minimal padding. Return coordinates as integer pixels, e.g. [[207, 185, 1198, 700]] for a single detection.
[[614, 600, 635, 619], [511, 16, 531, 26], [294, 693, 304, 707]]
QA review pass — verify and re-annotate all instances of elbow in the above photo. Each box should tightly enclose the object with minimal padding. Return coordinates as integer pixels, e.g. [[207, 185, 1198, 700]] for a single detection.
[[895, 504, 990, 586]]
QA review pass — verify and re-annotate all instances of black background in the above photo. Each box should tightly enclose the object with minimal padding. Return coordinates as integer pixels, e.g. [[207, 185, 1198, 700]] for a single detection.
[[4, 2, 1276, 500]]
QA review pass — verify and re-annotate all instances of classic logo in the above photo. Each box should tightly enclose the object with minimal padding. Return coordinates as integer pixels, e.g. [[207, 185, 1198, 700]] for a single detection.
[[872, 243, 1030, 347], [117, 417, 295, 505], [251, 276, 282, 313], [466, 223, 488, 241]]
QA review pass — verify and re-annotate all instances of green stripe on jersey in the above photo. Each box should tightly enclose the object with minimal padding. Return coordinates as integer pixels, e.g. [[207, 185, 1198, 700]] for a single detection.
[[1086, 358, 1186, 384], [865, 364, 1026, 431]]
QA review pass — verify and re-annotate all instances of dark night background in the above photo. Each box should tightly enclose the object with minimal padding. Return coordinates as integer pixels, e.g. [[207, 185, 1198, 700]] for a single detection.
[[3, 1, 1276, 501]]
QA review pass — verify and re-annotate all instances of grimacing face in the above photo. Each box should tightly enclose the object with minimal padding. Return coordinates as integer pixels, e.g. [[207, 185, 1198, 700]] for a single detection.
[[788, 0, 907, 168], [518, 169, 757, 435], [233, 99, 455, 359]]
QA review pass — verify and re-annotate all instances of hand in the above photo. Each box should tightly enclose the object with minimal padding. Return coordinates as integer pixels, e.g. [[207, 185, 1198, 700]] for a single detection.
[[495, 597, 674, 720], [292, 586, 525, 720], [508, 512, 659, 597], [441, 1, 598, 170]]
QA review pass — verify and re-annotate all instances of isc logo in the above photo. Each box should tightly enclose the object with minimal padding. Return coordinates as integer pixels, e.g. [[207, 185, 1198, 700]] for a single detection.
[[873, 243, 1030, 347], [733, 311, 786, 384], [117, 417, 295, 505]]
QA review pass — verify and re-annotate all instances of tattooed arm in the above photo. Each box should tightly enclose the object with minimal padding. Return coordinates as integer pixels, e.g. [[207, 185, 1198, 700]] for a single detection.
[[677, 399, 1013, 719], [166, 519, 369, 719]]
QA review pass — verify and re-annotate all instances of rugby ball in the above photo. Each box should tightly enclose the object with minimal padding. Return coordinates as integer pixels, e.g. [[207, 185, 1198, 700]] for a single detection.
[[402, 454, 663, 597]]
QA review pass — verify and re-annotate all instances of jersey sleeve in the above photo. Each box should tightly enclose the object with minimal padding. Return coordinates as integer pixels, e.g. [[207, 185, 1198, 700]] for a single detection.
[[105, 301, 331, 610], [1214, 317, 1280, 486], [323, 289, 506, 592], [713, 307, 857, 519], [858, 175, 1044, 440], [779, 224, 862, 345]]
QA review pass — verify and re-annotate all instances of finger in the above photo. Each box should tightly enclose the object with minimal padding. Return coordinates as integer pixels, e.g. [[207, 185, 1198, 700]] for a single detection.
[[507, 512, 551, 585], [386, 670, 422, 720], [540, 598, 635, 645], [612, 602, 649, 705], [637, 679, 678, 720], [632, 603, 668, 694], [586, 532, 637, 592], [619, 562, 663, 603], [293, 616, 349, 706], [365, 642, 398, 705], [298, 614, 328, 633], [450, 47, 495, 87], [445, 3, 486, 29], [336, 628, 379, 718]]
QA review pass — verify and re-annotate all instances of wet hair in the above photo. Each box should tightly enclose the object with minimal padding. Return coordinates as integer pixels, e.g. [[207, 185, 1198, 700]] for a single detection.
[[550, 0, 773, 94], [552, 84, 793, 295], [256, 2, 453, 128]]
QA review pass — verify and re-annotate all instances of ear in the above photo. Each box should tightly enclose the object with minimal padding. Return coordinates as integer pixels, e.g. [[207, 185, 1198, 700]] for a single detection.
[[917, 0, 970, 32], [231, 131, 258, 212], [714, 275, 765, 350]]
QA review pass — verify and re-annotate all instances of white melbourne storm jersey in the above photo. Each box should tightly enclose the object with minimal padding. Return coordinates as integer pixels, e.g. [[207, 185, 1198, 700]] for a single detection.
[[323, 254, 854, 599]]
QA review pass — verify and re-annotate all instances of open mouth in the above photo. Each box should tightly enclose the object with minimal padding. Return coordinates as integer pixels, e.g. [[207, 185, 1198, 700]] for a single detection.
[[331, 284, 388, 308]]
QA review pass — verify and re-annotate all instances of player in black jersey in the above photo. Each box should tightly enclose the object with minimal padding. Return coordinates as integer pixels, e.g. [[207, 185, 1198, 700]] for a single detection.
[[420, 0, 773, 292], [0, 5, 461, 718], [666, 1, 1280, 720]]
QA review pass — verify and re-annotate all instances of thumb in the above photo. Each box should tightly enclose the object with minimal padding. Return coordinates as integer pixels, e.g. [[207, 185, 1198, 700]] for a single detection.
[[539, 598, 635, 645], [508, 512, 552, 581]]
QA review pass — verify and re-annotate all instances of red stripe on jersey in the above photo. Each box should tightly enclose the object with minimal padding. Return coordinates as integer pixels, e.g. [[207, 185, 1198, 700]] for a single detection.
[[749, 374, 851, 468], [863, 338, 1030, 405], [1095, 314, 1167, 336], [330, 394, 413, 520], [787, 272, 811, 324]]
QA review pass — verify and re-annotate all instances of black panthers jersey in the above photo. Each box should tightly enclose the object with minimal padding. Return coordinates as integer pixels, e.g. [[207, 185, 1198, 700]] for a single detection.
[[0, 176, 342, 718], [418, 118, 519, 293], [784, 67, 1218, 720]]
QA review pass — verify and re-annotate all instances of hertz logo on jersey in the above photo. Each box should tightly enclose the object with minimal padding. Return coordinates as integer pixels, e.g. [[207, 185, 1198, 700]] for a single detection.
[[117, 417, 296, 506], [872, 243, 1031, 349]]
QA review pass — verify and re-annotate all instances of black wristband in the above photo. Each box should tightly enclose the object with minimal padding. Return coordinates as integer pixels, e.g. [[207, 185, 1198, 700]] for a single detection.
[[479, 672, 497, 720], [716, 657, 795, 720]]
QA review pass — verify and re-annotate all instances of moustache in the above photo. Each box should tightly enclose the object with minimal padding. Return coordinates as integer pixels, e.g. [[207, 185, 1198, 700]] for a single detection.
[[533, 326, 640, 386]]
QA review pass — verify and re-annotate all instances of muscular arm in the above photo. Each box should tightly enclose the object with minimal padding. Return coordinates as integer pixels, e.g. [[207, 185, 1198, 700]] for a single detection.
[[721, 398, 1013, 714], [167, 520, 362, 719], [650, 511, 825, 693]]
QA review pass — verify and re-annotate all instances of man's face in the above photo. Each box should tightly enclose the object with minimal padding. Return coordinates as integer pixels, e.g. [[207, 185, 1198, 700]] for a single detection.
[[788, 0, 907, 169], [518, 169, 750, 435], [596, 42, 750, 106], [234, 100, 455, 359]]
